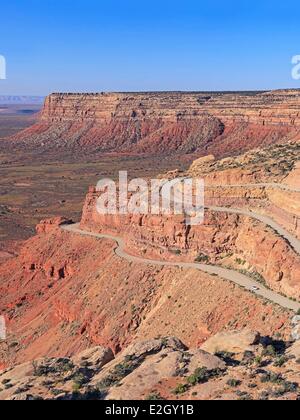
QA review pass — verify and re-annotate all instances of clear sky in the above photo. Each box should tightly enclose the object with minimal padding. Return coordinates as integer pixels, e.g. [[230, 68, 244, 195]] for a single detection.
[[0, 0, 299, 95]]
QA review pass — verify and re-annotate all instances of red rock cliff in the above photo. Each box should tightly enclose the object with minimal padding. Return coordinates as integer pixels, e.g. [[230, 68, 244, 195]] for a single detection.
[[8, 90, 300, 156]]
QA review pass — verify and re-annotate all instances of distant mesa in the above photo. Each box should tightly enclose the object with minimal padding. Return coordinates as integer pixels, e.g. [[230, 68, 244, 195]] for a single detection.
[[0, 96, 45, 105]]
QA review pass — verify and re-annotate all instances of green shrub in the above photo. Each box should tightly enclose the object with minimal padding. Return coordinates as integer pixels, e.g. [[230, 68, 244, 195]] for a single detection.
[[172, 383, 189, 395], [274, 356, 288, 368], [145, 392, 165, 400], [97, 357, 144, 390], [261, 372, 283, 384], [72, 382, 82, 392], [187, 367, 223, 386], [194, 254, 210, 263], [272, 381, 298, 397], [227, 379, 241, 388], [72, 372, 87, 389], [262, 345, 277, 358]]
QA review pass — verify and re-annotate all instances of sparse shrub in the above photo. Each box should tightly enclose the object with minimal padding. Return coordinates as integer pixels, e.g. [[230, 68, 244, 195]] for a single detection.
[[260, 371, 283, 384], [237, 393, 252, 401], [1, 379, 11, 385], [272, 381, 298, 397], [241, 351, 255, 365], [55, 359, 74, 373], [72, 382, 82, 392], [187, 367, 223, 386], [77, 388, 106, 400], [187, 368, 207, 386], [161, 337, 169, 347], [169, 249, 181, 256], [262, 345, 277, 358], [32, 362, 51, 377], [254, 356, 263, 366], [274, 356, 288, 368], [194, 253, 210, 263], [146, 392, 165, 400], [172, 383, 189, 395], [72, 372, 87, 389], [51, 388, 65, 396], [227, 378, 241, 388], [97, 357, 144, 390], [32, 359, 74, 377]]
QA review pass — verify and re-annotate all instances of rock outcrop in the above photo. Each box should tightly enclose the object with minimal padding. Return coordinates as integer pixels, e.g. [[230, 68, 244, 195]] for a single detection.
[[0, 332, 299, 401], [36, 217, 73, 234], [201, 330, 261, 354]]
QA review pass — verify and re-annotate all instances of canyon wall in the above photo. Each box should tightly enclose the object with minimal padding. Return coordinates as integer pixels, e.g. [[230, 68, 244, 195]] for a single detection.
[[42, 90, 300, 126]]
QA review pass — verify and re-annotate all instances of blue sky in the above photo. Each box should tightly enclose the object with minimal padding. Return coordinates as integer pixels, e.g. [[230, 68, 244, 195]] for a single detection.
[[0, 0, 299, 94]]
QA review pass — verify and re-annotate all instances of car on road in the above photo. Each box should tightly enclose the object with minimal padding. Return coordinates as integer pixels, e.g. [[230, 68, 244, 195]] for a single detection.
[[251, 286, 260, 292]]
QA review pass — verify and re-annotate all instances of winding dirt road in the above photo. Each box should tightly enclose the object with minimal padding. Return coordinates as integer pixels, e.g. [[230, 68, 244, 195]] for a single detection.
[[171, 180, 300, 253], [61, 180, 300, 312], [62, 223, 300, 313], [206, 205, 300, 255], [205, 182, 300, 193]]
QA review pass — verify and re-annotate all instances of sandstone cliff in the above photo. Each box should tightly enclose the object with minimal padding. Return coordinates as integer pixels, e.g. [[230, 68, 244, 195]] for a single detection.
[[6, 90, 300, 156]]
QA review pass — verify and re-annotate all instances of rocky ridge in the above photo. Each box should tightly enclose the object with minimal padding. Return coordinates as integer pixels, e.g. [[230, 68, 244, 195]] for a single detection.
[[1, 331, 300, 400]]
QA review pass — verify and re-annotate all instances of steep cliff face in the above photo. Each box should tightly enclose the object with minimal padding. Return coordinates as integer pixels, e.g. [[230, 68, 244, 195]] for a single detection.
[[7, 90, 300, 156], [41, 91, 300, 126]]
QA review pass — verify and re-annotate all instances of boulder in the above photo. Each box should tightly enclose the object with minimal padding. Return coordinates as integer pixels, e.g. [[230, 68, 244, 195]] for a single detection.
[[103, 349, 184, 400], [121, 337, 187, 359], [291, 325, 300, 341], [189, 155, 215, 172], [201, 329, 261, 355], [287, 341, 300, 359], [187, 349, 226, 373], [291, 315, 300, 326], [71, 346, 114, 369]]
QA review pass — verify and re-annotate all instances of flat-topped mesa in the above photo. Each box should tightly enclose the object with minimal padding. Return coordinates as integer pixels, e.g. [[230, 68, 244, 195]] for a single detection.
[[41, 90, 300, 126], [7, 90, 300, 156]]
